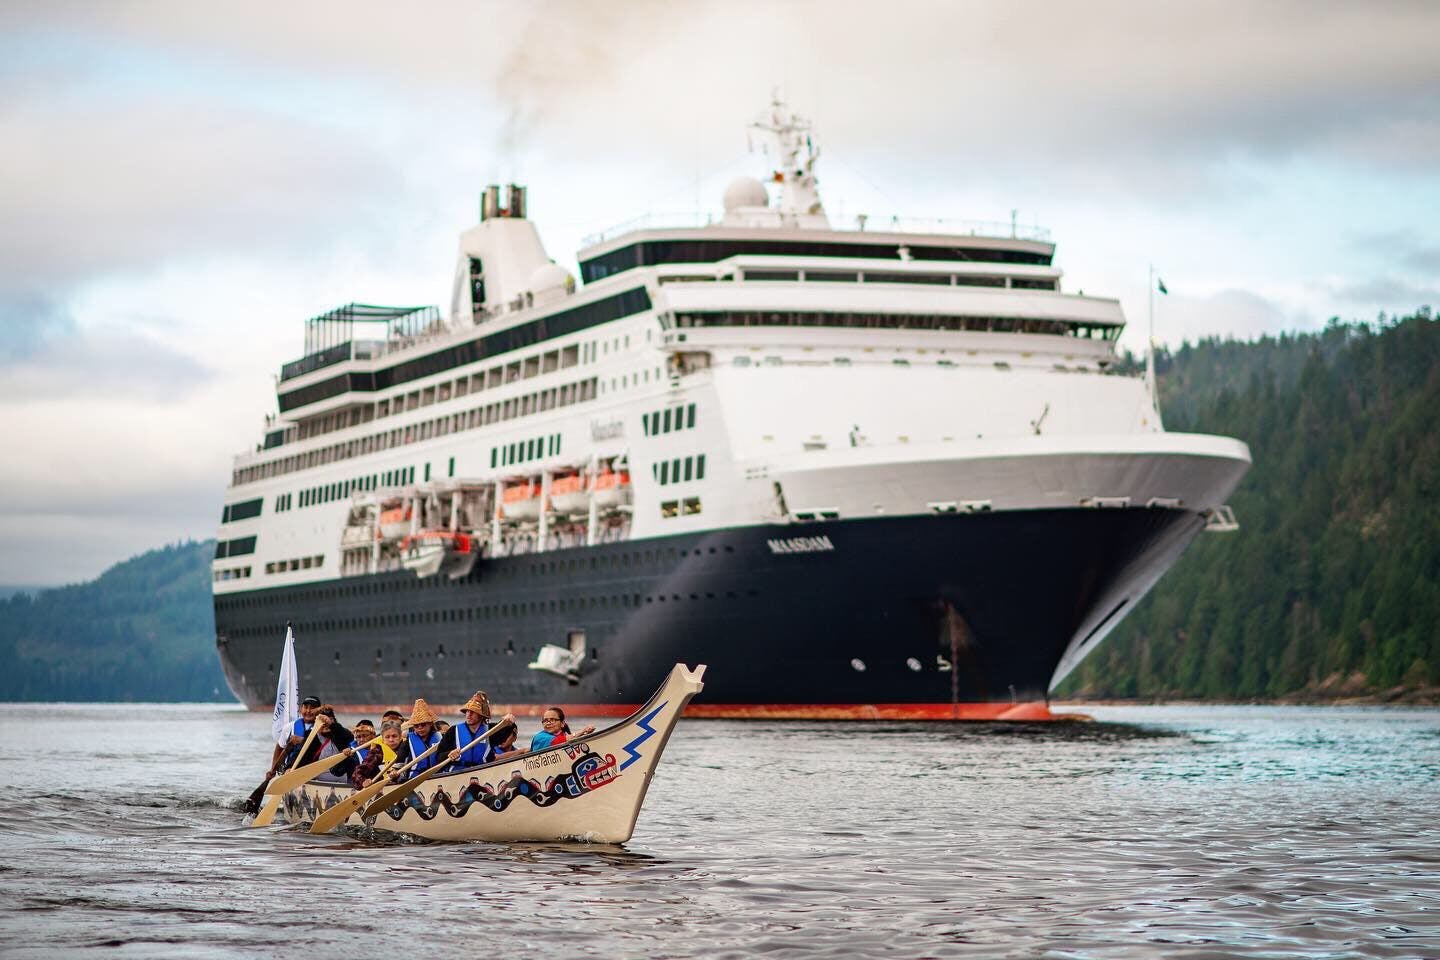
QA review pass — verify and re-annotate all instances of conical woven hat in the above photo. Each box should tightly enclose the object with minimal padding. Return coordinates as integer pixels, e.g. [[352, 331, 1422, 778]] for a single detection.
[[459, 690, 492, 718], [408, 698, 438, 725]]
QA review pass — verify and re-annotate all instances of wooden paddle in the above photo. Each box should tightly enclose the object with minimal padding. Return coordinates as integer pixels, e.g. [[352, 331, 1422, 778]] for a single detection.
[[360, 724, 506, 819], [250, 721, 323, 828], [307, 741, 442, 834], [264, 728, 375, 797]]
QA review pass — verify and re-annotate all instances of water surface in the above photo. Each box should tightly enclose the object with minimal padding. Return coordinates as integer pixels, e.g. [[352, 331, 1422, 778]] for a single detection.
[[1, 703, 1437, 958]]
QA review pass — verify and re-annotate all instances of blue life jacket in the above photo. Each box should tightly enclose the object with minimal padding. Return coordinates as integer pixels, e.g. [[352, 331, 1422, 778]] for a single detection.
[[454, 721, 493, 767], [281, 718, 314, 767], [406, 730, 442, 777]]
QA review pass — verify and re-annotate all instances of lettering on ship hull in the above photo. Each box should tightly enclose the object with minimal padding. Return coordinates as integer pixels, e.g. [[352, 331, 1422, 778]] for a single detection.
[[767, 535, 835, 555]]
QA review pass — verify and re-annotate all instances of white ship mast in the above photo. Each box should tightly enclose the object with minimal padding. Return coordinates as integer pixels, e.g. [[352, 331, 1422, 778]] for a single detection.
[[729, 96, 830, 229]]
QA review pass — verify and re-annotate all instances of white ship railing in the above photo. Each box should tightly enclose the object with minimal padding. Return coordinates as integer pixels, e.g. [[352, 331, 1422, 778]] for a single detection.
[[582, 212, 1051, 247]]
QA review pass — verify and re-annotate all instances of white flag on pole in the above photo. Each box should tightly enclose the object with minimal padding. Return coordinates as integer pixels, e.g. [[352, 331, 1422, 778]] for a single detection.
[[271, 625, 298, 747]]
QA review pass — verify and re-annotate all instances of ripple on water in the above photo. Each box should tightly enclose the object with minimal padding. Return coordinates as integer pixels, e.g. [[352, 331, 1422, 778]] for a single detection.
[[0, 704, 1439, 958]]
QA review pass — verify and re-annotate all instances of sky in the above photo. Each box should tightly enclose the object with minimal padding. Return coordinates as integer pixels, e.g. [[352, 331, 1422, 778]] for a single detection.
[[0, 0, 1437, 586]]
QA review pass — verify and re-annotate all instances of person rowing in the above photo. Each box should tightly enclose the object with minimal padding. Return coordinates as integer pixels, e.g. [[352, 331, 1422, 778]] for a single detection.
[[387, 699, 443, 781], [265, 694, 322, 782], [244, 694, 334, 815], [302, 704, 356, 782], [438, 691, 517, 770]]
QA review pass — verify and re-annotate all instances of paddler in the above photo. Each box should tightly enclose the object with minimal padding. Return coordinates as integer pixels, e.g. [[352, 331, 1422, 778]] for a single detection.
[[343, 719, 381, 788], [387, 699, 443, 781], [437, 691, 517, 769], [305, 705, 356, 782], [244, 694, 333, 814], [353, 721, 403, 789], [266, 694, 322, 780]]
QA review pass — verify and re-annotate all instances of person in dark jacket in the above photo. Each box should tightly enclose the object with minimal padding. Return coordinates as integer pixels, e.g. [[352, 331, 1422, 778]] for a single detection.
[[438, 691, 517, 770], [304, 705, 357, 782]]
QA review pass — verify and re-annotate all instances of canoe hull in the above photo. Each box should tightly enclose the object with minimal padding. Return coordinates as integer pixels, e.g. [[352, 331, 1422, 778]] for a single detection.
[[287, 662, 705, 843]]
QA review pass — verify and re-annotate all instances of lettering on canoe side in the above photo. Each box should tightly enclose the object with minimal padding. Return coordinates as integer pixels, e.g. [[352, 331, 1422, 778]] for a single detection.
[[767, 535, 835, 555]]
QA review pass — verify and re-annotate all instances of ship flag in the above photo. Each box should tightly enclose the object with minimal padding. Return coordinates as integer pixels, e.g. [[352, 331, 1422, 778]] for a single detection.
[[271, 625, 298, 747], [1157, 277, 1168, 294]]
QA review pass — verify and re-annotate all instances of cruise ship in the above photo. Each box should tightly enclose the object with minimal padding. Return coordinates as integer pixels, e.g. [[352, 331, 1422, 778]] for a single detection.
[[212, 101, 1250, 719]]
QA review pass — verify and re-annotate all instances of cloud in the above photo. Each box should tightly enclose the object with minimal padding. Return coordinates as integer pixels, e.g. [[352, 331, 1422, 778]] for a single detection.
[[1153, 288, 1298, 345], [0, 87, 405, 292], [1349, 229, 1440, 273], [6, 2, 1438, 196], [1327, 276, 1439, 312], [0, 323, 214, 403]]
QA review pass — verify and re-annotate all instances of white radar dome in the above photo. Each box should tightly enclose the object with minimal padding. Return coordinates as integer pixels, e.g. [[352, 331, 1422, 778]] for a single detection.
[[723, 176, 769, 211], [527, 262, 574, 305]]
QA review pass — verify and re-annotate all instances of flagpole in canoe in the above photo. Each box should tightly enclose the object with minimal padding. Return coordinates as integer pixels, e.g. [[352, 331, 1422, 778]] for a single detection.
[[294, 663, 706, 844]]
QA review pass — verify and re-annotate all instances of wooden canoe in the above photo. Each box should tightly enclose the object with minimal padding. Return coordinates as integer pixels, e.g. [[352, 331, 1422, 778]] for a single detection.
[[287, 663, 705, 843]]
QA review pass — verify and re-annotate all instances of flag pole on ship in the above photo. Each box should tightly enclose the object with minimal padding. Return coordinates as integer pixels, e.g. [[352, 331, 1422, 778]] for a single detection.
[[1146, 266, 1167, 424]]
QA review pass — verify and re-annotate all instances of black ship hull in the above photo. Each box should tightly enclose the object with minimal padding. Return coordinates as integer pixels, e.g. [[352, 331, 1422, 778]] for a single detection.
[[213, 508, 1203, 719]]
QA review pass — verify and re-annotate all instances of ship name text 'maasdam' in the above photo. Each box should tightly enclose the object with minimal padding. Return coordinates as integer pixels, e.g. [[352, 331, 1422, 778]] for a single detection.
[[212, 99, 1250, 719]]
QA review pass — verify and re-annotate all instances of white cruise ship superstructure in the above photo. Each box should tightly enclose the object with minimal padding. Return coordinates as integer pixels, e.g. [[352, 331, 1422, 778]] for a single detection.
[[212, 101, 1250, 718]]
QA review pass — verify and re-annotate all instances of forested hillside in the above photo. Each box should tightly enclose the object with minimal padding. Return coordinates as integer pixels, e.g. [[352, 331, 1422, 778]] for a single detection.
[[0, 541, 227, 701], [1060, 309, 1440, 701]]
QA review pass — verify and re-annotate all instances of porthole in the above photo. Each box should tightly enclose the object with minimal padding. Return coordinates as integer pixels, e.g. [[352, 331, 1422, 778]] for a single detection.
[[851, 658, 867, 672]]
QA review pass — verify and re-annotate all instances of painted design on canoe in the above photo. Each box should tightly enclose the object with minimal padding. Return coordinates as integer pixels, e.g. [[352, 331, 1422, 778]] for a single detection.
[[287, 748, 622, 823], [620, 702, 665, 771]]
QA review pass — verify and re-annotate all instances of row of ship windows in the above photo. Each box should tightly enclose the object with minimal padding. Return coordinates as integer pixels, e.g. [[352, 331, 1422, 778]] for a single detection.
[[654, 455, 706, 485], [213, 566, 252, 582], [294, 466, 421, 511], [291, 343, 582, 443], [221, 499, 262, 523], [217, 544, 741, 609], [280, 303, 652, 450], [661, 497, 703, 518], [492, 434, 561, 468], [266, 555, 325, 574], [733, 269, 1056, 289], [224, 586, 766, 639], [275, 288, 650, 415], [671, 311, 1121, 340], [215, 536, 257, 559], [234, 376, 598, 487], [641, 403, 697, 437]]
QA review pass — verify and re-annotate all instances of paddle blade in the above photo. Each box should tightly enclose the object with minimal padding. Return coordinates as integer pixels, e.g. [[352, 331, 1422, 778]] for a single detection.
[[265, 752, 351, 796], [361, 776, 426, 820], [309, 779, 387, 834], [250, 793, 283, 828]]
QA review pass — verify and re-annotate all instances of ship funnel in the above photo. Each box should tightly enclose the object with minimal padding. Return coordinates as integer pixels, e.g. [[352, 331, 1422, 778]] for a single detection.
[[481, 184, 528, 221]]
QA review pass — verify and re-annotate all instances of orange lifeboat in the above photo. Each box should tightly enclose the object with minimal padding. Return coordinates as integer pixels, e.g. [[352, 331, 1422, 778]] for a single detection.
[[548, 472, 589, 516], [378, 505, 412, 541], [591, 469, 632, 510], [501, 480, 542, 521]]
